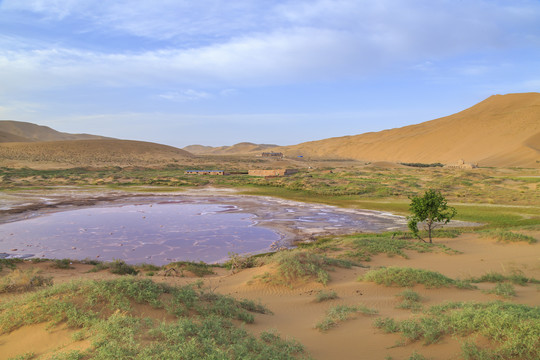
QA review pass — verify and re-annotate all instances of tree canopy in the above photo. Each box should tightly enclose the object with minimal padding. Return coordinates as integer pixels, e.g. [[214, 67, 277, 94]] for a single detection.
[[408, 189, 457, 243]]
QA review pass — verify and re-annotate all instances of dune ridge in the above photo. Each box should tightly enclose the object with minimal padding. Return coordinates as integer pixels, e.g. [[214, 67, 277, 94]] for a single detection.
[[271, 93, 540, 167], [0, 120, 110, 142], [0, 139, 194, 167]]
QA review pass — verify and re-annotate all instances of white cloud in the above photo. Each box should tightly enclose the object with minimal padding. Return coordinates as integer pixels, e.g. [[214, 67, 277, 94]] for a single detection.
[[158, 89, 212, 102], [1, 0, 539, 93]]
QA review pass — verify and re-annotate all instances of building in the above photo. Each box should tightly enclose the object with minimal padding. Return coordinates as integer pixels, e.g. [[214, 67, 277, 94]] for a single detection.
[[445, 159, 478, 169], [248, 169, 298, 177], [261, 152, 284, 158], [184, 170, 227, 175]]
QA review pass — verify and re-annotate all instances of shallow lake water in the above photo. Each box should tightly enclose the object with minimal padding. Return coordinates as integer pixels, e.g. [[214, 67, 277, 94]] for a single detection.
[[0, 202, 282, 265], [0, 191, 415, 265]]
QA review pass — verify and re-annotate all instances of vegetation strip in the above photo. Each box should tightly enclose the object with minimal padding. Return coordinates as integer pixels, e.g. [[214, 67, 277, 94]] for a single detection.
[[0, 278, 309, 359], [374, 301, 540, 359]]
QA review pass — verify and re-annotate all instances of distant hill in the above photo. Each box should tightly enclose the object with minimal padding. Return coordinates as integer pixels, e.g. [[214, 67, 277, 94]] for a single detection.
[[183, 142, 279, 155], [0, 120, 109, 142], [0, 139, 194, 168], [273, 93, 540, 167]]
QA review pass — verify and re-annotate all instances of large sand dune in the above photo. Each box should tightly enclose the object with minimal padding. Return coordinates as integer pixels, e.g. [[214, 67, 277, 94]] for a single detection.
[[0, 120, 109, 142], [184, 142, 278, 155], [0, 139, 194, 168], [274, 93, 540, 167]]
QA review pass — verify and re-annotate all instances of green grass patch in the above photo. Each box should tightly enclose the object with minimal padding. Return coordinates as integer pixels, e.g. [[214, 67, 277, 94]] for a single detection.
[[0, 278, 309, 359], [315, 304, 378, 332], [88, 259, 139, 275], [479, 229, 537, 244], [484, 283, 516, 298], [0, 258, 23, 272], [0, 268, 52, 293], [52, 258, 74, 269], [395, 289, 423, 312], [164, 261, 215, 277], [375, 301, 539, 359], [360, 267, 475, 289], [314, 290, 339, 303], [340, 233, 459, 261], [259, 250, 357, 287], [468, 271, 540, 286]]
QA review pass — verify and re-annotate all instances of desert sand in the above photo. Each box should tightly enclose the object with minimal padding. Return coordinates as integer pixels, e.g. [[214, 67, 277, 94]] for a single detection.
[[1, 231, 538, 360]]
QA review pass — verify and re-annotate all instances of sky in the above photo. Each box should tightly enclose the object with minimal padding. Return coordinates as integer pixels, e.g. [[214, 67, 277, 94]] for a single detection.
[[0, 0, 539, 148]]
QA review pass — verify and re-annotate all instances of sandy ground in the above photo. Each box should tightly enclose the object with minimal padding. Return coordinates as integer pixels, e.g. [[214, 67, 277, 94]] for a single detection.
[[1, 232, 538, 360]]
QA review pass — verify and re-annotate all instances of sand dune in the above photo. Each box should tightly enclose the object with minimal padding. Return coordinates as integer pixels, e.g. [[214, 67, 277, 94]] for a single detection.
[[0, 120, 109, 142], [183, 142, 279, 155], [274, 93, 540, 167], [0, 139, 194, 168]]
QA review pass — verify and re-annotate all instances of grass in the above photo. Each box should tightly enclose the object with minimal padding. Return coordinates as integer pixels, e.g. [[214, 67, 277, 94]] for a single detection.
[[468, 271, 540, 286], [0, 268, 53, 293], [479, 229, 537, 244], [314, 290, 339, 302], [52, 258, 74, 269], [88, 259, 139, 275], [336, 233, 460, 261], [484, 283, 516, 298], [360, 267, 475, 289], [0, 258, 23, 272], [0, 278, 309, 359], [258, 250, 357, 287], [164, 261, 216, 277], [315, 304, 378, 332], [395, 289, 423, 312], [374, 301, 540, 359]]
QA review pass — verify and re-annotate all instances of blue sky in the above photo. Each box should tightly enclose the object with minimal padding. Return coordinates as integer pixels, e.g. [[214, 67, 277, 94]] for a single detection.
[[1, 0, 539, 147]]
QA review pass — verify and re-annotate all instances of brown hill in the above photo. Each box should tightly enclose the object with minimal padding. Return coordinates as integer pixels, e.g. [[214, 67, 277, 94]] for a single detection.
[[183, 142, 278, 155], [0, 120, 109, 142], [0, 130, 32, 143], [275, 93, 540, 167], [0, 139, 194, 168]]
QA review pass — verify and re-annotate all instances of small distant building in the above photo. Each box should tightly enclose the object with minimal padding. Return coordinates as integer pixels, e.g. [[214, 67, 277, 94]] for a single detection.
[[445, 159, 478, 169], [262, 152, 283, 159], [248, 169, 298, 177], [184, 170, 227, 175]]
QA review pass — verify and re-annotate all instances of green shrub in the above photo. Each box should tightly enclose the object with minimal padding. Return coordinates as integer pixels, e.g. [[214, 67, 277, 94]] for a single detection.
[[0, 278, 308, 359], [52, 259, 73, 269], [0, 268, 52, 293], [360, 267, 470, 288], [315, 290, 339, 302], [485, 283, 516, 298], [262, 250, 356, 287], [480, 229, 537, 244], [316, 304, 377, 331], [166, 261, 215, 277], [375, 301, 539, 359], [395, 289, 423, 312]]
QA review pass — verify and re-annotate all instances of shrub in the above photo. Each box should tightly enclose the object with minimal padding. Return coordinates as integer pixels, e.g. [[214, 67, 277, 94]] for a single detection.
[[316, 304, 377, 331], [263, 250, 356, 287], [480, 229, 537, 244], [0, 268, 53, 293], [485, 283, 516, 298], [315, 290, 339, 303], [360, 267, 465, 288], [375, 301, 539, 359], [52, 258, 73, 269]]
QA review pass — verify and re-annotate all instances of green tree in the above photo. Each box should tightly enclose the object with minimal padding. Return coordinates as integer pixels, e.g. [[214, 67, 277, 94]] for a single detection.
[[408, 189, 457, 243]]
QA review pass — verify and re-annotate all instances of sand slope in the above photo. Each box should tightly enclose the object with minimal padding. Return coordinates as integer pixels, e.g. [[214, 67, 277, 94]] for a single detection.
[[0, 139, 194, 168], [183, 142, 279, 155], [275, 93, 540, 167], [0, 120, 109, 142]]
